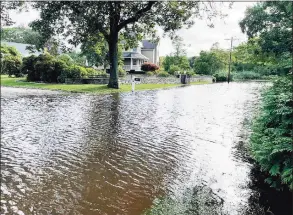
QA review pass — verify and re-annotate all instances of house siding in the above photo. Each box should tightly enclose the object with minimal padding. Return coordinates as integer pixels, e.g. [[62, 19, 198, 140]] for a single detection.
[[141, 50, 154, 64]]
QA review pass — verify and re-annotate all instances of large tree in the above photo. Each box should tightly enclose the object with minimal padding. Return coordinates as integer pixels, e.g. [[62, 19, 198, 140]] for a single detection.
[[240, 1, 292, 56], [29, 1, 223, 88], [240, 1, 292, 74]]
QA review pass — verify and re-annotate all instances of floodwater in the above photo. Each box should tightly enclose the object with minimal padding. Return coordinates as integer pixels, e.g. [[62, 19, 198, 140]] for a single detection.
[[1, 83, 292, 215]]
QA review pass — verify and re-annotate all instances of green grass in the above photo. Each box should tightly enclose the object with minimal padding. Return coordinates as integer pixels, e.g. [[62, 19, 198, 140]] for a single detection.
[[0, 75, 211, 94]]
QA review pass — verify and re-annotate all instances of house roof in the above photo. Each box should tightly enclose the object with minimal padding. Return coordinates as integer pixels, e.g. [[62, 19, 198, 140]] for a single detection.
[[1, 41, 41, 57], [142, 40, 157, 49], [122, 52, 149, 60]]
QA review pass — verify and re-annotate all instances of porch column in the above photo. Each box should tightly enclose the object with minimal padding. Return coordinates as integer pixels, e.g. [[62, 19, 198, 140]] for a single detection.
[[130, 58, 133, 70]]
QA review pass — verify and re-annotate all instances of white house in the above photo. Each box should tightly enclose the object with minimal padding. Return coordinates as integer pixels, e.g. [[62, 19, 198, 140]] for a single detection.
[[121, 40, 159, 72]]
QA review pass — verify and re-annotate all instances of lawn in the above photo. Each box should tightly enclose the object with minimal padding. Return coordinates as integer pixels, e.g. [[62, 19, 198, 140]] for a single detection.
[[0, 75, 211, 94]]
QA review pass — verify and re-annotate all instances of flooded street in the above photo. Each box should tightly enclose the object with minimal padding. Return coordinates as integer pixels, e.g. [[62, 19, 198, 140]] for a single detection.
[[1, 83, 291, 215]]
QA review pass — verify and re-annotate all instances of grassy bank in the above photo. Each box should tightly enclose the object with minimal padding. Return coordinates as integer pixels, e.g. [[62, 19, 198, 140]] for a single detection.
[[1, 75, 210, 94]]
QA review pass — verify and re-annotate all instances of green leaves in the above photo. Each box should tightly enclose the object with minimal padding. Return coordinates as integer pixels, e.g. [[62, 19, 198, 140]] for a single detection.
[[250, 76, 293, 190], [240, 1, 292, 56]]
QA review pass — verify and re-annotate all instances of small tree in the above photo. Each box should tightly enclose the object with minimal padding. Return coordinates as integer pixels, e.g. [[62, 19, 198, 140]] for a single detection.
[[30, 1, 224, 88]]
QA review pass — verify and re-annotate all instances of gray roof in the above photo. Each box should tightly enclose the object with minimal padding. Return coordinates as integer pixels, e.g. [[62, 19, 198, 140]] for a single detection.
[[142, 40, 157, 49], [122, 52, 149, 60], [1, 41, 41, 57]]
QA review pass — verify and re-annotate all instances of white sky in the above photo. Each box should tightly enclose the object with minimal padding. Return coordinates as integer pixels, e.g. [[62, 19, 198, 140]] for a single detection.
[[8, 2, 255, 57]]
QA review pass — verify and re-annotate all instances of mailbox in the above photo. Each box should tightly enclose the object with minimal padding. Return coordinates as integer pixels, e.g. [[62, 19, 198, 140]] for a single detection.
[[134, 78, 141, 83]]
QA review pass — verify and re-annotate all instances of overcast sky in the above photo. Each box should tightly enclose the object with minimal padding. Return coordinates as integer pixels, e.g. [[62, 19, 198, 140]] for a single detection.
[[9, 2, 255, 57]]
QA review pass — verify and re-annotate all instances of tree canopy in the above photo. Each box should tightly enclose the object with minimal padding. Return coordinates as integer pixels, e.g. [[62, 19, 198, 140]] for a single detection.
[[29, 1, 223, 88], [240, 1, 292, 56], [1, 27, 42, 45]]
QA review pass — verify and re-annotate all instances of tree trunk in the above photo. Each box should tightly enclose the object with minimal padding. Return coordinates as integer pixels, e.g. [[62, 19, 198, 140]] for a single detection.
[[107, 31, 119, 89]]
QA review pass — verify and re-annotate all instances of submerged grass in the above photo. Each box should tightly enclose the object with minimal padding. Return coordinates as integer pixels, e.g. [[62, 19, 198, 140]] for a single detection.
[[0, 75, 210, 94]]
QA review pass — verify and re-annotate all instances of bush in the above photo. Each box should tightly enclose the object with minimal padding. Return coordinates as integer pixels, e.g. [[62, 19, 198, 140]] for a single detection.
[[34, 53, 68, 83], [250, 76, 293, 190], [1, 44, 22, 76], [118, 66, 126, 77], [57, 65, 87, 83], [214, 70, 231, 82], [141, 62, 159, 72], [86, 68, 98, 77], [169, 65, 180, 75], [21, 55, 38, 75], [146, 71, 154, 76], [2, 55, 22, 77], [186, 70, 195, 76], [233, 71, 263, 80], [157, 71, 170, 77]]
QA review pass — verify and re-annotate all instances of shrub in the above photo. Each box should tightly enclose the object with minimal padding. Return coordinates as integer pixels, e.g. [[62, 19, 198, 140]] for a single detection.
[[146, 71, 154, 76], [141, 62, 159, 72], [233, 71, 263, 80], [157, 71, 170, 77], [214, 70, 231, 82], [118, 66, 126, 77], [21, 55, 38, 75], [250, 76, 293, 190], [2, 55, 22, 77], [186, 70, 195, 76], [34, 53, 64, 83], [86, 68, 98, 77], [57, 65, 87, 83], [169, 65, 180, 75], [1, 44, 22, 76]]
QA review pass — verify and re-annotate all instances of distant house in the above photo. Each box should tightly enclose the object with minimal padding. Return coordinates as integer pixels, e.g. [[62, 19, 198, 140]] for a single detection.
[[1, 41, 41, 57], [122, 40, 159, 72]]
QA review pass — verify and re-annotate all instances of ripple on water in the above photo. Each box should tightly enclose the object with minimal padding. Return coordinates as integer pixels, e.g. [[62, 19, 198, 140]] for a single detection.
[[2, 82, 287, 215]]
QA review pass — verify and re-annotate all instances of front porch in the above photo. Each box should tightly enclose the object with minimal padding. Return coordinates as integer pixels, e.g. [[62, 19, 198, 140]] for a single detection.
[[122, 52, 149, 72]]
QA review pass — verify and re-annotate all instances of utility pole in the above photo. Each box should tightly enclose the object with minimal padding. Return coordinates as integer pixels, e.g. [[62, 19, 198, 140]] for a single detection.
[[225, 37, 238, 84]]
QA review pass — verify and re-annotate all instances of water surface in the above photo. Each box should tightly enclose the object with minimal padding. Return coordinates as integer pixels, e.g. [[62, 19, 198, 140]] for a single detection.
[[1, 83, 291, 215]]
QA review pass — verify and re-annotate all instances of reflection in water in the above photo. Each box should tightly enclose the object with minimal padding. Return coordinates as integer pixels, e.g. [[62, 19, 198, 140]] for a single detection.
[[1, 83, 291, 215]]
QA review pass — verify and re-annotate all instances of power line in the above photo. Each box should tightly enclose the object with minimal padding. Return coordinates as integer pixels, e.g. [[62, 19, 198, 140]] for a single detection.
[[224, 37, 239, 84]]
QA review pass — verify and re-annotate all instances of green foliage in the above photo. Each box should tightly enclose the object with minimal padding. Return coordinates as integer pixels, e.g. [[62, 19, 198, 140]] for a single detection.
[[58, 65, 87, 83], [118, 66, 126, 77], [34, 54, 61, 83], [2, 55, 22, 77], [1, 2, 24, 26], [26, 53, 68, 83], [213, 70, 229, 82], [193, 51, 226, 75], [146, 71, 154, 76], [169, 65, 181, 75], [163, 56, 190, 73], [1, 27, 42, 46], [30, 1, 222, 87], [233, 71, 263, 80], [21, 55, 38, 75], [57, 54, 74, 66], [85, 68, 98, 77], [250, 76, 293, 190], [240, 1, 292, 56], [186, 70, 195, 76], [0, 44, 22, 76], [67, 52, 87, 66], [157, 72, 170, 77]]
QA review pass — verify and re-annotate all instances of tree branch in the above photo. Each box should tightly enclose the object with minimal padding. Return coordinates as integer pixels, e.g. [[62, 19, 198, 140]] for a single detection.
[[117, 1, 157, 31]]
